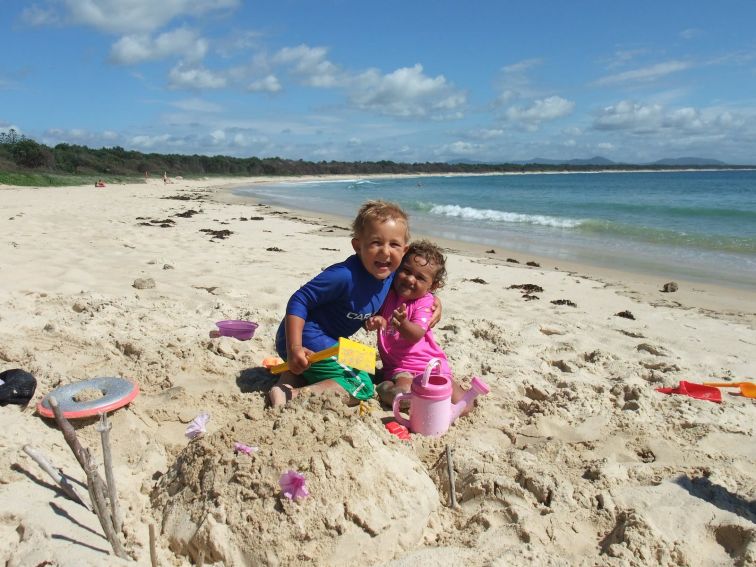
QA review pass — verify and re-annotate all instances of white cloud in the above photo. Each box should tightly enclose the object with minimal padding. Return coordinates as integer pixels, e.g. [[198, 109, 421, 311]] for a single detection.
[[595, 60, 691, 86], [247, 75, 282, 93], [597, 142, 615, 151], [20, 5, 59, 26], [170, 98, 222, 113], [501, 58, 542, 74], [663, 107, 704, 130], [594, 101, 663, 130], [505, 96, 574, 125], [168, 64, 227, 89], [273, 44, 342, 87], [605, 48, 649, 69], [437, 141, 480, 156], [593, 100, 747, 136], [130, 133, 180, 149], [679, 28, 703, 40], [562, 126, 582, 136], [35, 0, 240, 34], [471, 128, 505, 140], [349, 64, 466, 118], [110, 27, 207, 64]]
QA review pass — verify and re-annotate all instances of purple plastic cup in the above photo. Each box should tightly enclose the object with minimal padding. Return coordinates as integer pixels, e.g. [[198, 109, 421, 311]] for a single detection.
[[215, 320, 259, 340]]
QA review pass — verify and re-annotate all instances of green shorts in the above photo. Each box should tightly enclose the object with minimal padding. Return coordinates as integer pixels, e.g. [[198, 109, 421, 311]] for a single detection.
[[301, 356, 375, 401]]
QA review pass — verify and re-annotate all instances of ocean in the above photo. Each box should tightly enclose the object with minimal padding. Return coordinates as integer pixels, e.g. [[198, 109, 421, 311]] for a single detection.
[[234, 170, 756, 288]]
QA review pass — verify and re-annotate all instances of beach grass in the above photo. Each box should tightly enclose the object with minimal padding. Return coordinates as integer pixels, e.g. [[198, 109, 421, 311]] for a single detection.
[[0, 171, 146, 187]]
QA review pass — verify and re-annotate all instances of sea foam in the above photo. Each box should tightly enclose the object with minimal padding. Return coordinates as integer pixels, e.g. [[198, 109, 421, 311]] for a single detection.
[[428, 204, 582, 228]]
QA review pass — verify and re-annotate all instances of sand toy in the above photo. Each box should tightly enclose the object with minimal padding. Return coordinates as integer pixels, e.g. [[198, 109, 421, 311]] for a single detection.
[[655, 380, 721, 403], [703, 381, 756, 399], [269, 338, 376, 375], [37, 377, 139, 419], [392, 358, 490, 436], [215, 320, 258, 340]]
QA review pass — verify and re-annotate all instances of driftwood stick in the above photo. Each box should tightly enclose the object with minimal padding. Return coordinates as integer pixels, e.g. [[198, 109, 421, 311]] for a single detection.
[[49, 396, 127, 559], [97, 412, 122, 533], [22, 444, 91, 511], [149, 523, 158, 567], [445, 444, 458, 509]]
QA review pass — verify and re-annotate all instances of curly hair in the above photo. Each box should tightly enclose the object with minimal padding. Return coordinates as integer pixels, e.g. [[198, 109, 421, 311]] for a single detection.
[[351, 200, 410, 241], [404, 239, 447, 290]]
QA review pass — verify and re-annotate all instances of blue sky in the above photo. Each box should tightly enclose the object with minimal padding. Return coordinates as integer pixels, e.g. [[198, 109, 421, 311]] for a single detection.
[[2, 0, 756, 164]]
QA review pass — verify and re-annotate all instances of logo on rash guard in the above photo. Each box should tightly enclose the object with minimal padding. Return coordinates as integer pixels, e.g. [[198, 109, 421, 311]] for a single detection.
[[347, 312, 373, 320]]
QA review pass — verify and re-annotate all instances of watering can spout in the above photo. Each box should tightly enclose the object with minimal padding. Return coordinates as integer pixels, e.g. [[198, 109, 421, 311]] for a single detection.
[[450, 376, 490, 422]]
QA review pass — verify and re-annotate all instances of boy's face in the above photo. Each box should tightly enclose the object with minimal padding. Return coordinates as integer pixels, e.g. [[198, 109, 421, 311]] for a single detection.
[[351, 219, 409, 280], [394, 254, 437, 300]]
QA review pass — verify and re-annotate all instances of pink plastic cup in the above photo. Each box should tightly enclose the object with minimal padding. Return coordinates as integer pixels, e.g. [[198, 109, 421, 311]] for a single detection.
[[215, 320, 258, 340]]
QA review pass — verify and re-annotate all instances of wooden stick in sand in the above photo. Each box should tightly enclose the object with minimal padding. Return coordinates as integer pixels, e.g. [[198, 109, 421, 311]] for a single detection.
[[22, 444, 91, 511], [445, 444, 458, 509], [97, 412, 122, 533], [49, 396, 127, 559], [149, 523, 158, 567]]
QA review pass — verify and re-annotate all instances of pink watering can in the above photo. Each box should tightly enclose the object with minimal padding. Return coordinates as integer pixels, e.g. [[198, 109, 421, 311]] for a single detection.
[[392, 358, 490, 436]]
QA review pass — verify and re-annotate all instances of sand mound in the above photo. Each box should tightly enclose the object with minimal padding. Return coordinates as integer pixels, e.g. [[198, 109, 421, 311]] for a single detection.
[[151, 392, 439, 566]]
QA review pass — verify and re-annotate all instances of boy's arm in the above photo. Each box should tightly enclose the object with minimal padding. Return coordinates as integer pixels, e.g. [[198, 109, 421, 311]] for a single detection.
[[428, 294, 442, 328], [285, 314, 313, 374]]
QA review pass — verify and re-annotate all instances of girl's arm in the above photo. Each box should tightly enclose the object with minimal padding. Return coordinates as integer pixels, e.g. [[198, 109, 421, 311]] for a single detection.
[[365, 315, 387, 332], [391, 304, 426, 343]]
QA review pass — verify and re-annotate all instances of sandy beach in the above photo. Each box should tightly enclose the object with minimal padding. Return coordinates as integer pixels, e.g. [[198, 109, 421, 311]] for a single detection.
[[0, 176, 754, 566]]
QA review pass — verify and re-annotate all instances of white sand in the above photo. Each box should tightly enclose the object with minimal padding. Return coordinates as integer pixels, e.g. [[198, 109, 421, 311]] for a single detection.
[[0, 176, 754, 566]]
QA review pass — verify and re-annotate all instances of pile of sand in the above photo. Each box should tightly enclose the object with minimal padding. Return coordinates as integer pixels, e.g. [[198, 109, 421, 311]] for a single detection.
[[152, 393, 439, 566]]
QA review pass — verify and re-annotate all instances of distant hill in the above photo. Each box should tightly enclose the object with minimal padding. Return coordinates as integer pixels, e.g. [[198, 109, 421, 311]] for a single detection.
[[474, 156, 732, 167], [520, 156, 616, 166], [648, 157, 727, 166]]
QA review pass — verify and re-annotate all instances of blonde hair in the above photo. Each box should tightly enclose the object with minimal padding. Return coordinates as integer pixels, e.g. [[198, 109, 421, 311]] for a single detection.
[[351, 200, 410, 241], [404, 240, 447, 290]]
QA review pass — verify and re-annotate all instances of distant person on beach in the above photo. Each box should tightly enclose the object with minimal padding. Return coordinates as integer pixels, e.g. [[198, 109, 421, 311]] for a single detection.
[[366, 240, 472, 414], [95, 179, 106, 188], [268, 200, 441, 407]]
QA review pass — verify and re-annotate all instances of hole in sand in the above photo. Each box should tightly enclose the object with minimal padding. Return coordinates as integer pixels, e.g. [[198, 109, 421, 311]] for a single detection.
[[73, 388, 104, 403], [714, 524, 753, 559]]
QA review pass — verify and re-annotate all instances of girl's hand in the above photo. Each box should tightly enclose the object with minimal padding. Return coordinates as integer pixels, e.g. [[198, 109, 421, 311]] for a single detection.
[[365, 315, 387, 332], [288, 345, 314, 375], [391, 304, 408, 328]]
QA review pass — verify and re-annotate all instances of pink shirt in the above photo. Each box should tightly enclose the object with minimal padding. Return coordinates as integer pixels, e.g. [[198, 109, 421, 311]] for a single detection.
[[377, 290, 451, 378]]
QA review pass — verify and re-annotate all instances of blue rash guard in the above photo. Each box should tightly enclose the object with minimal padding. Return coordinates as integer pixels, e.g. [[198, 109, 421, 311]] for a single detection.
[[275, 254, 394, 358]]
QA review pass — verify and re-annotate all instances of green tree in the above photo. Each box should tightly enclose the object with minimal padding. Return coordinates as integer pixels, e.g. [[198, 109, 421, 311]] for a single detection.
[[12, 139, 50, 168]]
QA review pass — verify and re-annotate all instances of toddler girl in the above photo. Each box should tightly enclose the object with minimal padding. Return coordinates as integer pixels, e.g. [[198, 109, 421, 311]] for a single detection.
[[367, 240, 468, 409]]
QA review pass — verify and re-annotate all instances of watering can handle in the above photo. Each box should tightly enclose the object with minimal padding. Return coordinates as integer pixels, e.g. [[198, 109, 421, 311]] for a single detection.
[[392, 393, 411, 428], [420, 358, 442, 387]]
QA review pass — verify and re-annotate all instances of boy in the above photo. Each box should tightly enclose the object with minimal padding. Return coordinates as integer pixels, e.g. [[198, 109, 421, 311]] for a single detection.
[[269, 200, 411, 407]]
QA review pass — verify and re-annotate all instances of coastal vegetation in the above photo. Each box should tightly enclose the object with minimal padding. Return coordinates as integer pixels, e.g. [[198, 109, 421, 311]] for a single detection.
[[0, 129, 751, 186]]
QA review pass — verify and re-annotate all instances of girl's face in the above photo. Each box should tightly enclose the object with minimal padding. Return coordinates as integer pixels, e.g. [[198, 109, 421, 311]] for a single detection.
[[351, 219, 409, 280], [393, 254, 438, 300]]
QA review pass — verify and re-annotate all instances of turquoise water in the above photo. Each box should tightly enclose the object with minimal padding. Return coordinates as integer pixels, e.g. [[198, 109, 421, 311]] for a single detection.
[[235, 170, 756, 288]]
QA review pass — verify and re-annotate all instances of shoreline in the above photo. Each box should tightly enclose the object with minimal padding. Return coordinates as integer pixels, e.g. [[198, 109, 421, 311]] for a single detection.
[[214, 177, 756, 322]]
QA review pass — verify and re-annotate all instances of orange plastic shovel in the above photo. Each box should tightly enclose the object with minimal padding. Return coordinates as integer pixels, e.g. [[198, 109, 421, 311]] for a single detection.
[[703, 382, 756, 399]]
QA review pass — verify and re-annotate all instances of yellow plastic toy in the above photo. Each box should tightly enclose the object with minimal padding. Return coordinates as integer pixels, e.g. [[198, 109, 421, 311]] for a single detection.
[[269, 337, 377, 375]]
